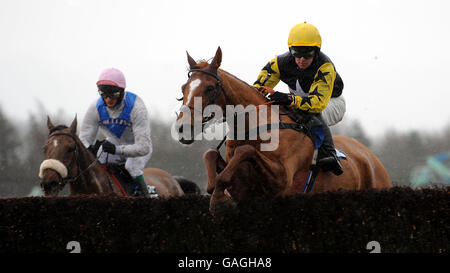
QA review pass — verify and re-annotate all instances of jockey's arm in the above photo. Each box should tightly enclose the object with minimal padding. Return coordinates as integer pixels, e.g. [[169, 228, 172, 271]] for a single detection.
[[117, 97, 152, 158], [79, 101, 100, 148], [290, 62, 336, 113], [253, 57, 281, 94]]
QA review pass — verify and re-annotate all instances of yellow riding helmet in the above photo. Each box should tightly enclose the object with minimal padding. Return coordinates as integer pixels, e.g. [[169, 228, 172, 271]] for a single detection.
[[287, 22, 322, 49]]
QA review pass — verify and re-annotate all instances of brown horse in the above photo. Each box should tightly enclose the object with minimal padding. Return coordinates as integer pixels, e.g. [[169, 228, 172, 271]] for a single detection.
[[175, 47, 391, 212], [40, 116, 184, 198]]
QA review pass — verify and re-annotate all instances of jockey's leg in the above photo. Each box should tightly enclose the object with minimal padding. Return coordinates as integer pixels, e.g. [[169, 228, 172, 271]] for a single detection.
[[321, 96, 346, 126], [125, 152, 152, 197], [317, 114, 344, 176], [203, 148, 227, 194], [132, 175, 149, 197]]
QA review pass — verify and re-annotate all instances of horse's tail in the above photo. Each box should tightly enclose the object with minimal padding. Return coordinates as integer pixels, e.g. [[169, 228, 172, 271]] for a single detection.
[[174, 176, 202, 194]]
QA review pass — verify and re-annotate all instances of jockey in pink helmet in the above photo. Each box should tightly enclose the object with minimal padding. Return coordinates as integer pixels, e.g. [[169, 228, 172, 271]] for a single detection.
[[97, 67, 126, 88], [79, 68, 153, 197], [96, 68, 127, 107]]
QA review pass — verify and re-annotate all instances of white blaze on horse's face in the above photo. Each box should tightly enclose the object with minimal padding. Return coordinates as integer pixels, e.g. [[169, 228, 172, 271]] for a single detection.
[[53, 139, 58, 148], [186, 78, 202, 105]]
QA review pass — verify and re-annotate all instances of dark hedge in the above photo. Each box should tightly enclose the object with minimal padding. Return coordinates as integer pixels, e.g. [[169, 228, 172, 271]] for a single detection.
[[0, 187, 448, 253]]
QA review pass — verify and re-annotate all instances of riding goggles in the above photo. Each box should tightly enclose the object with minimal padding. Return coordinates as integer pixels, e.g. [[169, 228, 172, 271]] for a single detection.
[[289, 47, 316, 59], [98, 90, 121, 99]]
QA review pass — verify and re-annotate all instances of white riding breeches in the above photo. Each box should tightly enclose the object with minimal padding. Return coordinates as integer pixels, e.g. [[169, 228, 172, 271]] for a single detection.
[[97, 141, 151, 178], [322, 96, 346, 126]]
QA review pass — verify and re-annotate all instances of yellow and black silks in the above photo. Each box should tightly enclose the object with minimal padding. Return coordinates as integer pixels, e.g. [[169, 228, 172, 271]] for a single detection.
[[253, 51, 343, 114]]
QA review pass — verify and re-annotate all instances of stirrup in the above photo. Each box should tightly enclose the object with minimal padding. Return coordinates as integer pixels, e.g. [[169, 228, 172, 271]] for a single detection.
[[147, 185, 160, 198]]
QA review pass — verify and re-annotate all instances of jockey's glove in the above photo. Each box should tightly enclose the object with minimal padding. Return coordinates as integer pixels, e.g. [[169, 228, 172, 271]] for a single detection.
[[102, 140, 117, 154], [87, 140, 103, 156], [268, 91, 293, 105]]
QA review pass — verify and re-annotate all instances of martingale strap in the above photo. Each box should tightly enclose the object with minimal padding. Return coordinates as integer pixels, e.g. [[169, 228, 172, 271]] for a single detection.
[[238, 122, 306, 140], [216, 121, 308, 149], [215, 104, 312, 149]]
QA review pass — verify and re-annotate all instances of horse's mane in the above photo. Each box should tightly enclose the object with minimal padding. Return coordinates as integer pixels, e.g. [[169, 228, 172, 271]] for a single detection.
[[216, 64, 307, 125], [218, 68, 269, 105], [189, 60, 209, 70], [190, 61, 267, 105], [49, 125, 68, 135], [218, 69, 255, 90], [196, 61, 255, 89]]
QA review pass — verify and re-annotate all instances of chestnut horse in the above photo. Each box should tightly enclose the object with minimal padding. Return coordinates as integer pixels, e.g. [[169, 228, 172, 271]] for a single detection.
[[40, 116, 184, 198], [175, 47, 391, 213]]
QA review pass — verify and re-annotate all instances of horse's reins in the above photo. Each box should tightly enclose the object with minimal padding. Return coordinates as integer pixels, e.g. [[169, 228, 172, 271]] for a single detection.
[[48, 132, 102, 185], [184, 69, 277, 150]]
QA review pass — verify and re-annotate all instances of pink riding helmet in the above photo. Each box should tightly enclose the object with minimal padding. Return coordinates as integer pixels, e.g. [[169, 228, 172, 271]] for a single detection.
[[96, 68, 126, 89]]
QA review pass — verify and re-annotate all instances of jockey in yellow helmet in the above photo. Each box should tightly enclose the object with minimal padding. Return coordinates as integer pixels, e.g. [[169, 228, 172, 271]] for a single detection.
[[253, 22, 345, 175]]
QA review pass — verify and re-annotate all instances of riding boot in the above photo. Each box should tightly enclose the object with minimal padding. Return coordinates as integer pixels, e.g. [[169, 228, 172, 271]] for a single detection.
[[317, 115, 344, 176], [133, 175, 150, 197]]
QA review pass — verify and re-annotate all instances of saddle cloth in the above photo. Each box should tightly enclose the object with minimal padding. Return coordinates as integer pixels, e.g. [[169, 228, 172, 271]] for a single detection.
[[105, 164, 159, 198], [281, 106, 347, 161], [336, 149, 347, 160]]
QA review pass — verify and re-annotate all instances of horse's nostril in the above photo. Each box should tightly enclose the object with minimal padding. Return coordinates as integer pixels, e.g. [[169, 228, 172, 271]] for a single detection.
[[42, 181, 59, 192]]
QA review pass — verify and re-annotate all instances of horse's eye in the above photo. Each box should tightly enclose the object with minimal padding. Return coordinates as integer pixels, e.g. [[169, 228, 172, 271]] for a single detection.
[[67, 146, 75, 152], [205, 85, 215, 93]]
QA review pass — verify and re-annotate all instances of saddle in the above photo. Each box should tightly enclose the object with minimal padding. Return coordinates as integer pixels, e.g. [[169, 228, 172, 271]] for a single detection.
[[280, 106, 324, 147], [282, 107, 346, 158], [104, 164, 158, 197]]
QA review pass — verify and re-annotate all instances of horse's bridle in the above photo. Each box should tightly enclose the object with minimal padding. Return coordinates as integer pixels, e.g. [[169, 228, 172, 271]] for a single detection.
[[175, 68, 224, 126], [180, 69, 223, 108], [47, 132, 99, 185]]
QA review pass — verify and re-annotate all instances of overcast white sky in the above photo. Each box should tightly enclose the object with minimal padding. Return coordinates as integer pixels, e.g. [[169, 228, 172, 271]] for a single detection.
[[1, 0, 449, 137]]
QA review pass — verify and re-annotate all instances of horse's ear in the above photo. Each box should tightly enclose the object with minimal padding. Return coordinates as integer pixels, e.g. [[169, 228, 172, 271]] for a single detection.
[[187, 51, 197, 68], [47, 116, 55, 132], [69, 115, 77, 135], [211, 47, 222, 68]]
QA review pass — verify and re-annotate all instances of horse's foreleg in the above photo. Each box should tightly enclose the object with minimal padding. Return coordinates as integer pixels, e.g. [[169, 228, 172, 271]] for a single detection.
[[208, 145, 257, 215], [215, 145, 256, 185], [203, 148, 227, 194]]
